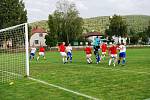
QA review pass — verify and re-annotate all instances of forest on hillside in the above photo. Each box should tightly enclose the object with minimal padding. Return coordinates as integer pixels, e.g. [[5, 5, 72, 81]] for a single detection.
[[30, 15, 150, 34]]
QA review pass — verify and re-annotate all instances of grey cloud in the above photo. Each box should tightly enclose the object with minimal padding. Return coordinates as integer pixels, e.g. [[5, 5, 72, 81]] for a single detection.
[[23, 0, 150, 22]]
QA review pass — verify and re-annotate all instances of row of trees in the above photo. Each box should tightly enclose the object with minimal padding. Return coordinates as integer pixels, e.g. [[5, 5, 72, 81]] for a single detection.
[[0, 0, 27, 29], [105, 15, 127, 37], [0, 0, 149, 46], [105, 15, 150, 44], [0, 0, 27, 48], [129, 22, 150, 44], [46, 0, 150, 46], [45, 0, 83, 46]]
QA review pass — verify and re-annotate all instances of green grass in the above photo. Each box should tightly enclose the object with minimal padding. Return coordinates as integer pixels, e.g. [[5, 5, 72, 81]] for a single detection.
[[0, 48, 150, 100]]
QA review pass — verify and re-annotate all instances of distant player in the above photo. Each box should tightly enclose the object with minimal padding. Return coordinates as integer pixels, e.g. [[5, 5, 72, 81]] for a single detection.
[[58, 42, 67, 64], [108, 43, 118, 66], [66, 43, 72, 63], [85, 43, 92, 64], [93, 36, 101, 50], [30, 45, 36, 60], [101, 42, 107, 60], [37, 45, 46, 61], [94, 46, 100, 64], [118, 41, 126, 65], [93, 36, 101, 64]]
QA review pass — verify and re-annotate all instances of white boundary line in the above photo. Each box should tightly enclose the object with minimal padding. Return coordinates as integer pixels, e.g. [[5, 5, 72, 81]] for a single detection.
[[1, 65, 150, 100], [104, 67, 150, 75], [28, 77, 100, 100], [98, 66, 150, 75], [69, 63, 150, 75], [0, 70, 100, 100], [144, 98, 150, 100]]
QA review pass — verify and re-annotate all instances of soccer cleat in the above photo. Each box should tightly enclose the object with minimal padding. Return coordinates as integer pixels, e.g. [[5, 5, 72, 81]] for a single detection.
[[122, 60, 126, 65], [36, 57, 39, 61], [118, 60, 121, 64], [102, 57, 105, 60], [122, 64, 125, 66], [113, 63, 116, 67]]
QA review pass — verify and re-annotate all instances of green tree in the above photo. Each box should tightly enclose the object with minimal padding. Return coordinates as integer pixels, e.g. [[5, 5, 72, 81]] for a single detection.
[[0, 0, 27, 48], [138, 32, 148, 44], [130, 34, 139, 44], [45, 34, 57, 47], [138, 21, 150, 44], [145, 21, 150, 37], [106, 15, 127, 37], [47, 0, 83, 44], [0, 0, 27, 29]]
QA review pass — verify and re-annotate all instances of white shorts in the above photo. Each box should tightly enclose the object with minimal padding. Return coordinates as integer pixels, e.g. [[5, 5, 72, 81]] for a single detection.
[[102, 52, 106, 55], [60, 52, 67, 57], [86, 54, 92, 58], [111, 54, 117, 58], [39, 52, 45, 56]]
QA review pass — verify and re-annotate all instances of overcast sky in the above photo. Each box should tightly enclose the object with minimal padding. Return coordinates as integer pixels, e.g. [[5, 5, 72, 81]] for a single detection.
[[23, 0, 150, 23]]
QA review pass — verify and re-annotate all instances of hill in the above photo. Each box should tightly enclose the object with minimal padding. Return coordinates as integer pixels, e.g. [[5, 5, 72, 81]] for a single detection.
[[30, 15, 150, 34], [30, 20, 48, 30]]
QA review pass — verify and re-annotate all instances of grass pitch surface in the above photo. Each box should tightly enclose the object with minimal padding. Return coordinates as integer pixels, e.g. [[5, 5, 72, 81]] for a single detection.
[[0, 48, 150, 100]]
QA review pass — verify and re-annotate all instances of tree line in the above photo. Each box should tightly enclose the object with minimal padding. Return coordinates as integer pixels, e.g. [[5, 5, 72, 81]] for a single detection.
[[0, 0, 150, 47], [45, 0, 83, 46]]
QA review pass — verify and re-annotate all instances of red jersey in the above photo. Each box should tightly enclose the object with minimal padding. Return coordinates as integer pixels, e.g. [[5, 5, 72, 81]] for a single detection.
[[59, 44, 66, 52], [39, 47, 45, 52], [101, 43, 107, 52], [85, 46, 92, 54], [109, 46, 117, 54]]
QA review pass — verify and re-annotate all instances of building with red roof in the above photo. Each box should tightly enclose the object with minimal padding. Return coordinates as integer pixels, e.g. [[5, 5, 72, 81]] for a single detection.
[[84, 32, 104, 43], [30, 27, 47, 47], [84, 32, 101, 38]]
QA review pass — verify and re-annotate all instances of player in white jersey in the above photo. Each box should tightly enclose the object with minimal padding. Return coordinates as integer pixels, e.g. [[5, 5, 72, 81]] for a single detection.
[[118, 41, 126, 65], [30, 45, 36, 60], [66, 43, 72, 63]]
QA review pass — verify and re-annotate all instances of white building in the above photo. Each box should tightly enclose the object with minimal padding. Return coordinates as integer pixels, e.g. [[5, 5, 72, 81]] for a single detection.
[[84, 32, 103, 43], [112, 35, 127, 44], [30, 27, 47, 47]]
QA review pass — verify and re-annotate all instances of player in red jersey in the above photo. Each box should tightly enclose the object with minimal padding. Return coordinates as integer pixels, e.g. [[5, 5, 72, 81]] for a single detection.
[[58, 42, 67, 64], [101, 42, 107, 60], [108, 42, 118, 66], [84, 43, 92, 64], [37, 45, 46, 61]]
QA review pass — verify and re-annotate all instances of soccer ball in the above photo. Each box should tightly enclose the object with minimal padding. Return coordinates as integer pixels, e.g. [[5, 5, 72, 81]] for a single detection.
[[9, 82, 14, 85]]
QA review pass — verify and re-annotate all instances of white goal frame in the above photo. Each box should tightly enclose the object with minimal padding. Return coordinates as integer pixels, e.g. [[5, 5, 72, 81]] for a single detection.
[[0, 23, 29, 77], [25, 23, 29, 76]]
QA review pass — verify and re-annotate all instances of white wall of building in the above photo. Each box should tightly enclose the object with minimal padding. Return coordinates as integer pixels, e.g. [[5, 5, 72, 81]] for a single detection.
[[112, 36, 127, 44], [30, 33, 47, 47], [87, 36, 102, 45]]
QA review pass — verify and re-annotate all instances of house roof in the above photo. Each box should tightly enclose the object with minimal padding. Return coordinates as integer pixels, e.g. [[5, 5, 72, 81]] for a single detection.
[[84, 32, 101, 37], [31, 27, 46, 34]]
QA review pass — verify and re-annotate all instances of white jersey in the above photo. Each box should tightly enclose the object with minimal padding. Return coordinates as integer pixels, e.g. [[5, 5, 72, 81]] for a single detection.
[[31, 47, 36, 54], [66, 46, 72, 53], [119, 45, 126, 53]]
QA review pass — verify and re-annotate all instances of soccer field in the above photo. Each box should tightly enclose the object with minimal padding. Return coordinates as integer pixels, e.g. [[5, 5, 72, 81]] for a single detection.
[[0, 48, 150, 100]]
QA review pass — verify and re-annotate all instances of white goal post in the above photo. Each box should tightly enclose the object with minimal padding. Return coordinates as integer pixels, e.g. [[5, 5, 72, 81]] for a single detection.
[[25, 23, 29, 77], [0, 23, 29, 83]]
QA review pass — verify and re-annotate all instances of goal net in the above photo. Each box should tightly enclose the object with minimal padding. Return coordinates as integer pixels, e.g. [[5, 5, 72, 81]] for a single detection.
[[0, 23, 29, 83]]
